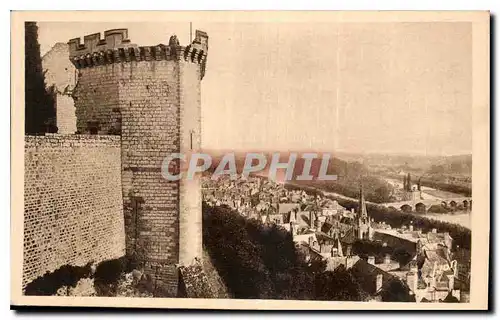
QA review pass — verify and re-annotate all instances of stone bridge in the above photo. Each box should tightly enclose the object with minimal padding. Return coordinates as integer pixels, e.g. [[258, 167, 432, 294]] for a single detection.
[[380, 197, 472, 213]]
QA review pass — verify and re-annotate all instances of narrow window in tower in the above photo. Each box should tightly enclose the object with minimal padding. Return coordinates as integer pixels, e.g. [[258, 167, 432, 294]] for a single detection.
[[88, 121, 99, 135], [190, 130, 194, 150]]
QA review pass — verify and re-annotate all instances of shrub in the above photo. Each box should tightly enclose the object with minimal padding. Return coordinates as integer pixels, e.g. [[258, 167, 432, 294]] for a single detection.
[[24, 263, 92, 296], [94, 257, 127, 285]]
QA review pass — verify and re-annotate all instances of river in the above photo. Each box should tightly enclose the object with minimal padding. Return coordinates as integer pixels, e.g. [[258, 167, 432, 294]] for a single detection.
[[382, 177, 471, 229], [285, 180, 471, 229]]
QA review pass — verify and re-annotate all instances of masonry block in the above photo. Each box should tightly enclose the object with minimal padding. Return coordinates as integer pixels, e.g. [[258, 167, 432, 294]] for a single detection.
[[23, 134, 125, 289]]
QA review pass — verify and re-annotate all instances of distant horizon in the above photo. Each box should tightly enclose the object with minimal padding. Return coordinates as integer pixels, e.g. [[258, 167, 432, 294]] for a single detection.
[[199, 147, 472, 158]]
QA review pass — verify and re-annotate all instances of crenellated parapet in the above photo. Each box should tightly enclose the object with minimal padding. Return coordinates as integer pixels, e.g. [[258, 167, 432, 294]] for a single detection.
[[188, 30, 209, 78], [68, 29, 135, 58], [68, 28, 209, 78]]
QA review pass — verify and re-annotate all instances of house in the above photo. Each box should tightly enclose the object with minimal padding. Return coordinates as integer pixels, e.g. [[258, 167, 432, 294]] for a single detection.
[[326, 255, 360, 271], [278, 203, 301, 215], [372, 229, 418, 255], [267, 213, 284, 225], [452, 247, 471, 287], [374, 254, 400, 273], [292, 230, 318, 245], [350, 258, 412, 302]]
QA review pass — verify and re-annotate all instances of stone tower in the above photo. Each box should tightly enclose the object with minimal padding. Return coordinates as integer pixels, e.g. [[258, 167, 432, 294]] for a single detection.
[[68, 28, 208, 296]]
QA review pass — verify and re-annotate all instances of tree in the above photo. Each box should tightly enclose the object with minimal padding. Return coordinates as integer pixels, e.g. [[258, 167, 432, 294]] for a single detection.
[[202, 203, 319, 299], [25, 21, 55, 135], [392, 248, 413, 267], [371, 185, 393, 203], [313, 265, 365, 301], [202, 204, 273, 299], [380, 279, 415, 302], [406, 173, 412, 191], [203, 203, 365, 301]]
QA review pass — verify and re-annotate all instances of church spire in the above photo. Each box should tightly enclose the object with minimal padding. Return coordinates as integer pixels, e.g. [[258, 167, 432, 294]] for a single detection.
[[358, 182, 367, 219], [336, 238, 344, 257]]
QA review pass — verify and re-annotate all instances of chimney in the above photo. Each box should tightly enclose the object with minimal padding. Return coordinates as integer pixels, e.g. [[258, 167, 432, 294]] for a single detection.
[[409, 225, 414, 232], [368, 256, 375, 265], [432, 228, 437, 233], [375, 274, 383, 292], [384, 254, 391, 265]]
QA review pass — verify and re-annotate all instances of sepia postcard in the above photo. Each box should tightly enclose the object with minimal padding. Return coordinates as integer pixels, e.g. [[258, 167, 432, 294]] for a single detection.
[[11, 11, 490, 310]]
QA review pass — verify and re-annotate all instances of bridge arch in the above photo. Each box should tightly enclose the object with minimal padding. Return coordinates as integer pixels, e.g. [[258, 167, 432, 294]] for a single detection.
[[382, 198, 472, 213], [463, 200, 469, 209], [415, 202, 426, 214], [400, 204, 412, 213]]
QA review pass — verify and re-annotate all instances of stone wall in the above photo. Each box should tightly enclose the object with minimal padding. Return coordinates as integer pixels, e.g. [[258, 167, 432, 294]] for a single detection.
[[23, 134, 125, 289]]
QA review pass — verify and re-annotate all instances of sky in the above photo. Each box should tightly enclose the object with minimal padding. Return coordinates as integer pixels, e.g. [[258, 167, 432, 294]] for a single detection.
[[38, 21, 472, 156]]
